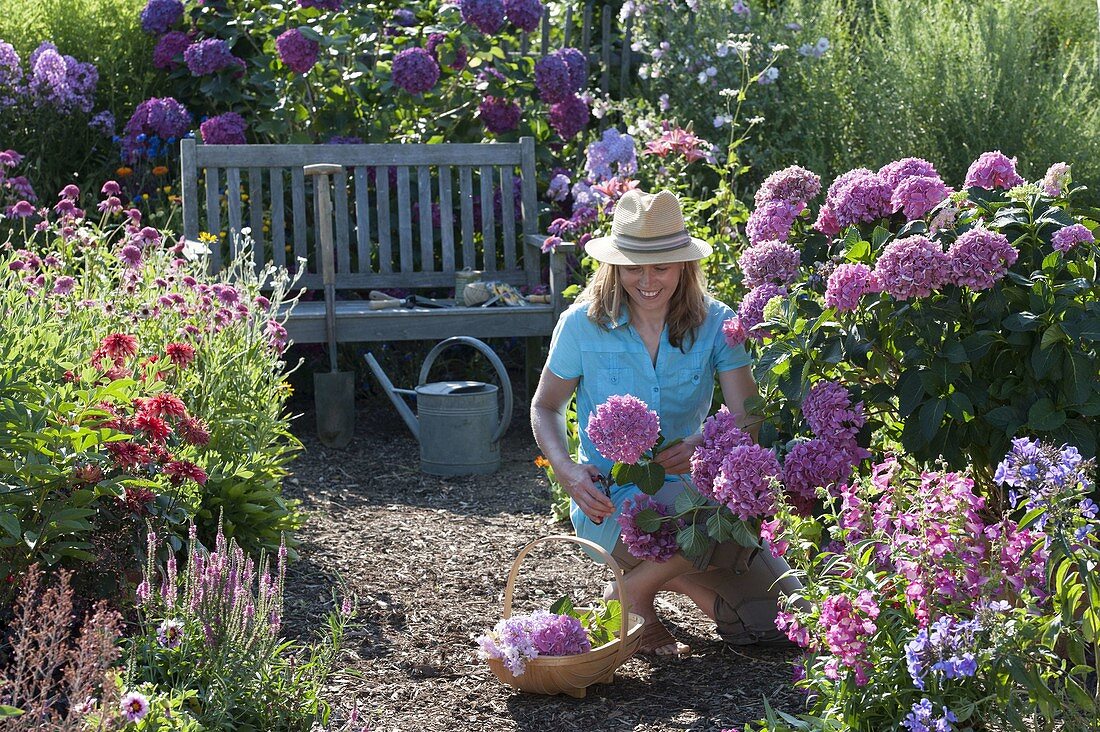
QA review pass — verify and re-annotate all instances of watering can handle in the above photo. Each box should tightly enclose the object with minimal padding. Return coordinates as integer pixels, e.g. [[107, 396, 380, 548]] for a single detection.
[[418, 336, 512, 443]]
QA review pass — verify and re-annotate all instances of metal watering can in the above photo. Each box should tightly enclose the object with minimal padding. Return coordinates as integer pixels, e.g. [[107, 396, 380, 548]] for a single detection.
[[364, 336, 513, 476]]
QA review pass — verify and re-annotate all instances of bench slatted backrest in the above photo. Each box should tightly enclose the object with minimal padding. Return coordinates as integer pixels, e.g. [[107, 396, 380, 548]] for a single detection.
[[180, 138, 542, 292]]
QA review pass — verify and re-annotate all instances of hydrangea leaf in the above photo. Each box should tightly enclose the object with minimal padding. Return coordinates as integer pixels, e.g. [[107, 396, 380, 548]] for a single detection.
[[633, 508, 663, 533]]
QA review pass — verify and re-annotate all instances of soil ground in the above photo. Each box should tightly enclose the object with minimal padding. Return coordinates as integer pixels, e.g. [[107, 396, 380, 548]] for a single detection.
[[281, 390, 802, 732]]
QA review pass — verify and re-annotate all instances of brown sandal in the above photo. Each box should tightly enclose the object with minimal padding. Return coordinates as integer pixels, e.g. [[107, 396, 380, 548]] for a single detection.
[[637, 621, 691, 657]]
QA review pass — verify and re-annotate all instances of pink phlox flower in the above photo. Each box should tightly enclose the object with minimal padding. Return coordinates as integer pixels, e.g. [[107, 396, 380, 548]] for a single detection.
[[585, 394, 660, 465], [964, 151, 1024, 190], [774, 610, 809, 646], [760, 517, 789, 557]]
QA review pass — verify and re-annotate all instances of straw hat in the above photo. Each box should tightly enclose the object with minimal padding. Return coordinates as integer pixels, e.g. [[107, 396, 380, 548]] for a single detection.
[[584, 189, 712, 265]]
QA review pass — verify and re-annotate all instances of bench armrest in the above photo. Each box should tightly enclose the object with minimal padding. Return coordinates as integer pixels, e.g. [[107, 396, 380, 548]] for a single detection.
[[524, 233, 577, 319]]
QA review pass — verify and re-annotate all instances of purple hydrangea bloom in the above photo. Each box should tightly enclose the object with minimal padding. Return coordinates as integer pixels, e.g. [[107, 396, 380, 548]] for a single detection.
[[548, 94, 589, 138], [830, 170, 892, 228], [391, 47, 440, 95], [964, 151, 1024, 190], [873, 235, 950, 300], [813, 203, 840, 237], [583, 127, 636, 181], [299, 0, 342, 9], [618, 494, 680, 562], [754, 165, 821, 206], [1051, 223, 1094, 253], [529, 613, 591, 656], [140, 0, 184, 34], [825, 262, 875, 312], [1041, 162, 1070, 197], [276, 28, 319, 74], [738, 240, 800, 288], [947, 227, 1018, 290], [711, 444, 782, 519], [690, 406, 752, 496], [153, 31, 190, 70], [745, 199, 804, 245], [723, 282, 785, 345], [88, 110, 115, 136], [878, 157, 938, 191], [122, 97, 191, 161], [391, 8, 417, 27], [478, 95, 521, 134], [200, 112, 247, 144], [556, 47, 588, 91], [184, 38, 242, 76], [891, 175, 950, 220], [802, 380, 865, 441], [425, 34, 469, 71], [586, 394, 659, 464], [534, 53, 571, 103], [505, 0, 543, 32], [782, 437, 864, 514], [461, 0, 506, 34]]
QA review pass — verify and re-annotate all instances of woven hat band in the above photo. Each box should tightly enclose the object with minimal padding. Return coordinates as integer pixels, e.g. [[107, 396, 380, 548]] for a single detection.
[[613, 229, 693, 253]]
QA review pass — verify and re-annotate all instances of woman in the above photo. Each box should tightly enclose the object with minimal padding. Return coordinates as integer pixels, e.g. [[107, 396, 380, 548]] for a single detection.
[[531, 189, 797, 656]]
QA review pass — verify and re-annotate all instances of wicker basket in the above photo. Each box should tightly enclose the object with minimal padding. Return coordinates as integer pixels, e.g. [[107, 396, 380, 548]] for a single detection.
[[485, 535, 646, 699]]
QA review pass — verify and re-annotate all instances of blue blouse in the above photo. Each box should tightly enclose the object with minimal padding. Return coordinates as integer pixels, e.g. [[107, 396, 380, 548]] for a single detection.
[[545, 297, 752, 554]]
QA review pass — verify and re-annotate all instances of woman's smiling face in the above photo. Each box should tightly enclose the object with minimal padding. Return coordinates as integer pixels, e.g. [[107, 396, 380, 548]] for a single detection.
[[619, 262, 684, 315]]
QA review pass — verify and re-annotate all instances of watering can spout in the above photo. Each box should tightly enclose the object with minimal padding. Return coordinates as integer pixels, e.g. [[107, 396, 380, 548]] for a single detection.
[[363, 352, 420, 439]]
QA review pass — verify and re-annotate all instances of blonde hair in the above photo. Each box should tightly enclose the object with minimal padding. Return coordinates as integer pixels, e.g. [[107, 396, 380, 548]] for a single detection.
[[579, 261, 709, 350]]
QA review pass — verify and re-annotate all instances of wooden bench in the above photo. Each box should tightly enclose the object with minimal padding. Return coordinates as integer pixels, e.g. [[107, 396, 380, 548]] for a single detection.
[[179, 137, 572, 374]]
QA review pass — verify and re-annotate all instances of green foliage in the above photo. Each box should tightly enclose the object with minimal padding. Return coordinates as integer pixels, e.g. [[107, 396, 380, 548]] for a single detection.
[[549, 595, 624, 649]]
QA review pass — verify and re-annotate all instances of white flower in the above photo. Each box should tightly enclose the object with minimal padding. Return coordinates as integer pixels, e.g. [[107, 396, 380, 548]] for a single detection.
[[770, 43, 789, 52], [747, 116, 765, 125], [697, 71, 709, 84], [181, 238, 211, 261], [719, 87, 741, 98], [732, 41, 752, 55]]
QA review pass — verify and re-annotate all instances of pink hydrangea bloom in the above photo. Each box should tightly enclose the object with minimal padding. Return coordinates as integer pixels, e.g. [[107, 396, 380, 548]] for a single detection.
[[964, 151, 1024, 190], [529, 613, 592, 656], [1040, 162, 1070, 197], [873, 235, 949, 300], [690, 406, 752, 495], [721, 316, 748, 347], [947, 227, 1018, 290], [548, 94, 589, 138], [738, 240, 801, 288], [813, 203, 840, 237], [1051, 223, 1094, 253], [830, 170, 893, 228], [724, 283, 785, 346], [745, 199, 804, 245], [802, 380, 865, 441], [877, 157, 939, 190], [276, 28, 319, 74], [754, 165, 821, 206], [782, 437, 866, 516], [617, 494, 680, 562], [586, 394, 659, 464], [825, 262, 875, 312], [710, 444, 782, 519], [891, 175, 950, 220]]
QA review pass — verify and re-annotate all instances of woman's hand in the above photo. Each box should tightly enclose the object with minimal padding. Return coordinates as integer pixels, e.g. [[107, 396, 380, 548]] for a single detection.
[[557, 461, 614, 523], [654, 433, 703, 476]]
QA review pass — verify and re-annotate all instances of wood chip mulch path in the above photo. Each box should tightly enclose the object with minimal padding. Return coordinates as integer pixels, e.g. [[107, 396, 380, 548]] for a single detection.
[[281, 397, 802, 732]]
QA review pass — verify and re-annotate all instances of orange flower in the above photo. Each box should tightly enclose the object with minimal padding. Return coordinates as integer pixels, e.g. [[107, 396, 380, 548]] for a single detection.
[[116, 166, 133, 178], [152, 165, 169, 176], [534, 455, 550, 468]]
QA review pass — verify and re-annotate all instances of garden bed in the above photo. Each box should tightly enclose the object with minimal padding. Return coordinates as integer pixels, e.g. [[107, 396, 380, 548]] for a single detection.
[[280, 395, 801, 732]]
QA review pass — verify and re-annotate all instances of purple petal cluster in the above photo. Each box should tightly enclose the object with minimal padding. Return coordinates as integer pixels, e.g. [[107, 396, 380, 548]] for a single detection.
[[825, 262, 875, 312], [754, 165, 821, 206], [873, 235, 950, 300], [964, 151, 1024, 190], [141, 0, 184, 34], [200, 112, 247, 144], [994, 437, 1091, 521], [690, 406, 752, 496], [723, 283, 785, 346], [478, 95, 521, 134], [583, 127, 637, 181], [529, 613, 591, 656], [891, 175, 950, 220], [276, 29, 319, 74], [122, 97, 191, 162], [505, 0, 544, 32], [1051, 223, 1094, 253], [461, 0, 506, 35], [25, 42, 98, 114], [618, 494, 680, 562], [829, 169, 892, 228], [586, 394, 660, 465], [803, 380, 865, 441], [813, 203, 840, 237], [745, 199, 804, 245], [878, 157, 938, 191], [477, 610, 590, 676], [903, 699, 959, 732], [548, 94, 589, 139], [1041, 162, 1070, 197], [738, 240, 800, 288], [184, 38, 243, 77], [557, 48, 588, 90], [782, 437, 864, 515], [392, 47, 440, 95], [903, 616, 979, 691], [946, 227, 1018, 290], [710, 444, 782, 519], [535, 53, 572, 103], [153, 31, 190, 70]]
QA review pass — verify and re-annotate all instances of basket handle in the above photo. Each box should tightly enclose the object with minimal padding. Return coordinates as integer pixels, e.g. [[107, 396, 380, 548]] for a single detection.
[[503, 534, 635, 669]]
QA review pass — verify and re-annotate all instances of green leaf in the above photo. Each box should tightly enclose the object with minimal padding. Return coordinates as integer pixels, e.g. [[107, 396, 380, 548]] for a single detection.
[[1028, 398, 1066, 432], [676, 525, 709, 558], [633, 508, 663, 533], [1003, 312, 1042, 331], [729, 518, 762, 549], [635, 462, 666, 494], [706, 510, 736, 542], [946, 391, 973, 420], [942, 340, 968, 364], [611, 461, 642, 487], [962, 330, 998, 360], [897, 369, 925, 417], [985, 405, 1023, 433], [549, 596, 575, 615], [0, 512, 19, 540], [1040, 323, 1067, 350], [919, 399, 947, 443], [0, 706, 24, 718], [674, 488, 708, 515]]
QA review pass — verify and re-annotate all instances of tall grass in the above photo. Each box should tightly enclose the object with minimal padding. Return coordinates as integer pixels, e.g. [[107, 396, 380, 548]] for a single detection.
[[748, 0, 1100, 200]]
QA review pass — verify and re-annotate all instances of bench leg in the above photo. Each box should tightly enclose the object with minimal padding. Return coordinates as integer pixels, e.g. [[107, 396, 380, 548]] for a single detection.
[[525, 336, 546, 404]]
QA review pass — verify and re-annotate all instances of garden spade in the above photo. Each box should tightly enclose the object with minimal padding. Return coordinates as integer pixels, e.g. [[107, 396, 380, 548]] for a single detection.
[[307, 164, 355, 448]]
